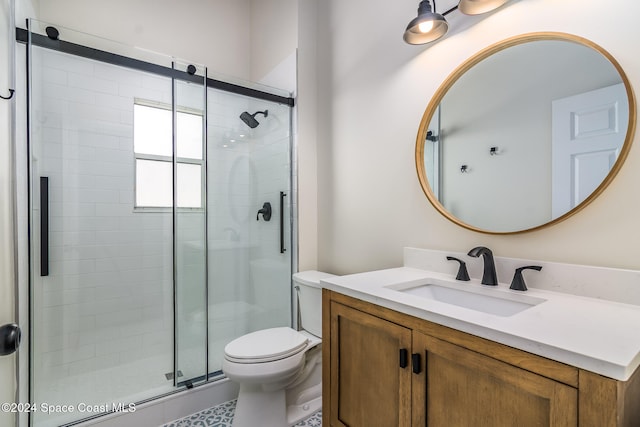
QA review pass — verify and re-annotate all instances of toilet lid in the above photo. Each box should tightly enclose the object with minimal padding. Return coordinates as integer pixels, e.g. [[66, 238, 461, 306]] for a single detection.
[[224, 327, 309, 363], [292, 270, 336, 288]]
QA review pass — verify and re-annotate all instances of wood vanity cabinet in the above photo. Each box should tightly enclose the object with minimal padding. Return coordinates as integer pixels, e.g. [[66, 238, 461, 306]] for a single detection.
[[322, 289, 640, 427]]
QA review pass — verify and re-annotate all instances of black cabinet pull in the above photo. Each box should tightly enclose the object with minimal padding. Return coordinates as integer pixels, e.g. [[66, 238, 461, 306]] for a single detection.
[[412, 353, 421, 374], [399, 349, 408, 368], [40, 177, 49, 276]]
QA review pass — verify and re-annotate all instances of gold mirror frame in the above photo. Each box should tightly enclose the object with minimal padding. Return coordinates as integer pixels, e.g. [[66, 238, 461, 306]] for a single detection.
[[415, 32, 637, 235]]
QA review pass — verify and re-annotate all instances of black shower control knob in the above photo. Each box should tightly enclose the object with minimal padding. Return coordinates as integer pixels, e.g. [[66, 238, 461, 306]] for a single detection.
[[256, 202, 272, 221], [0, 323, 21, 356]]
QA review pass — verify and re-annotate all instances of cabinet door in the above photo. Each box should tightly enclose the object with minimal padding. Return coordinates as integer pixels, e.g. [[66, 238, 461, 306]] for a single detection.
[[329, 301, 412, 427], [414, 332, 578, 427]]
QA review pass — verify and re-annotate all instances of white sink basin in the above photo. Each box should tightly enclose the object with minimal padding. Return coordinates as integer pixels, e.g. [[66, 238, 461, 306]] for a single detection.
[[386, 279, 546, 317]]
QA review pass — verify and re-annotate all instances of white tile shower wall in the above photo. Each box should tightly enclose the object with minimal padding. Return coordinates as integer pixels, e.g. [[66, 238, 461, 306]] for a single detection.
[[32, 47, 177, 410]]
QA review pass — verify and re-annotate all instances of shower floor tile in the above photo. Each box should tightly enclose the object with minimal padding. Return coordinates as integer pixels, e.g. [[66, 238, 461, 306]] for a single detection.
[[162, 399, 322, 427]]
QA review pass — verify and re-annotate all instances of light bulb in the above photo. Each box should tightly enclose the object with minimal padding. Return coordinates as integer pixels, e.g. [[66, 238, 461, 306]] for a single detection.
[[418, 20, 434, 33]]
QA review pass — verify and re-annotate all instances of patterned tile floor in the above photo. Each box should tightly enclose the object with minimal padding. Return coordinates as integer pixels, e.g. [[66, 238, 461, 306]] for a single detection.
[[163, 399, 322, 427]]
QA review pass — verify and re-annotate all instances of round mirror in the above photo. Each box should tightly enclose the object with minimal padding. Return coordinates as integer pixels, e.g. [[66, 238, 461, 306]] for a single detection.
[[416, 32, 636, 234]]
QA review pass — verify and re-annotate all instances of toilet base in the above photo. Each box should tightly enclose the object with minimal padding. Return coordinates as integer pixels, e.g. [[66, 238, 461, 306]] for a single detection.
[[232, 384, 287, 427], [231, 346, 322, 427], [286, 386, 322, 426], [285, 350, 322, 425], [231, 384, 322, 427]]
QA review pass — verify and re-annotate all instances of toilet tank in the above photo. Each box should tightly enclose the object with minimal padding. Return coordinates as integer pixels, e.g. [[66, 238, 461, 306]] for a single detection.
[[293, 271, 336, 338]]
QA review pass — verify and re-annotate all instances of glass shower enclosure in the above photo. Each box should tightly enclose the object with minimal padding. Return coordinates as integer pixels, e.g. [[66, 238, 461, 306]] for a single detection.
[[24, 21, 294, 426]]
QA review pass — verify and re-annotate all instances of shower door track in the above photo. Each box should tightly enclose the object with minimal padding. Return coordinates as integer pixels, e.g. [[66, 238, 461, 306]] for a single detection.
[[15, 27, 295, 106]]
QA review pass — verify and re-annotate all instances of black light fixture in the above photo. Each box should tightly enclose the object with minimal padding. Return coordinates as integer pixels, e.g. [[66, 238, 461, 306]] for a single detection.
[[403, 0, 512, 45], [403, 0, 449, 45]]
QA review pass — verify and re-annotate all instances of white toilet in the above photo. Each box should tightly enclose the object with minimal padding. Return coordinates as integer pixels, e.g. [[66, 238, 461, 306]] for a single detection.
[[222, 270, 335, 427]]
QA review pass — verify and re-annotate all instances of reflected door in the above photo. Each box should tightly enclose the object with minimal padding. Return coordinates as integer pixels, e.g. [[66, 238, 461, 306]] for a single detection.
[[552, 83, 628, 217]]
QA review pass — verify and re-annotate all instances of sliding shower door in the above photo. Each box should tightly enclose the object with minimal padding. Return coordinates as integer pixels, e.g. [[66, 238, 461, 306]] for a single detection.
[[26, 19, 294, 427], [27, 22, 202, 426], [206, 90, 292, 374]]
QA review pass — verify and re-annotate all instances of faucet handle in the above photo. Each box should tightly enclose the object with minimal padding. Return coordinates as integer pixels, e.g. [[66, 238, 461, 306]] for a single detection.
[[510, 265, 542, 291], [446, 256, 470, 281]]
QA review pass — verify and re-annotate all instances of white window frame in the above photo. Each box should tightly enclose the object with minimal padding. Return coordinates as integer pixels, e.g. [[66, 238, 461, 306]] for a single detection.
[[133, 99, 205, 211]]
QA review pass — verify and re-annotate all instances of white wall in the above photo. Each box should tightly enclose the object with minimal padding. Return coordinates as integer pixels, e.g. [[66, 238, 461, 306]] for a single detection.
[[296, 0, 319, 271], [36, 0, 252, 81], [249, 0, 297, 84], [36, 0, 300, 89], [315, 0, 640, 274]]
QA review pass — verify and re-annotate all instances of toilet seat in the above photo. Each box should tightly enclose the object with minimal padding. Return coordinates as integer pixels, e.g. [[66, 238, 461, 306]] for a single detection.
[[224, 327, 309, 364]]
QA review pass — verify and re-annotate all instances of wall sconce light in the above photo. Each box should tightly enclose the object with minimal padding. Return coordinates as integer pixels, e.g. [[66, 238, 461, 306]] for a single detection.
[[403, 0, 511, 45]]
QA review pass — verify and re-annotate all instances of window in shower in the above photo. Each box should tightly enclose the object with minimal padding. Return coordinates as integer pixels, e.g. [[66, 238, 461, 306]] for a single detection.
[[134, 101, 204, 208]]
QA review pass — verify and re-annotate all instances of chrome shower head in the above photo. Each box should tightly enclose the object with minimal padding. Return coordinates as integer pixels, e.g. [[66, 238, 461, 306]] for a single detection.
[[240, 110, 268, 128]]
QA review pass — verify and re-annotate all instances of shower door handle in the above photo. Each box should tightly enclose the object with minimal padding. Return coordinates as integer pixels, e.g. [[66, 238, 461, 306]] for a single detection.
[[280, 191, 286, 254], [40, 177, 49, 276]]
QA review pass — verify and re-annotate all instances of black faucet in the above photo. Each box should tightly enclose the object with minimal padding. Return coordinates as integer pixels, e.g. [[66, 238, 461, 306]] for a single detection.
[[467, 246, 498, 286]]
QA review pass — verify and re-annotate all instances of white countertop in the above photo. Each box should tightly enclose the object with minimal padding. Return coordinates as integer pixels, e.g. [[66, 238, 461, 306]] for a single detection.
[[321, 266, 640, 381]]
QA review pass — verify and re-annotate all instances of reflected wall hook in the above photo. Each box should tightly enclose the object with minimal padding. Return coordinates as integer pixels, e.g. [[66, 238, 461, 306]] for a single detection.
[[0, 89, 15, 100]]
